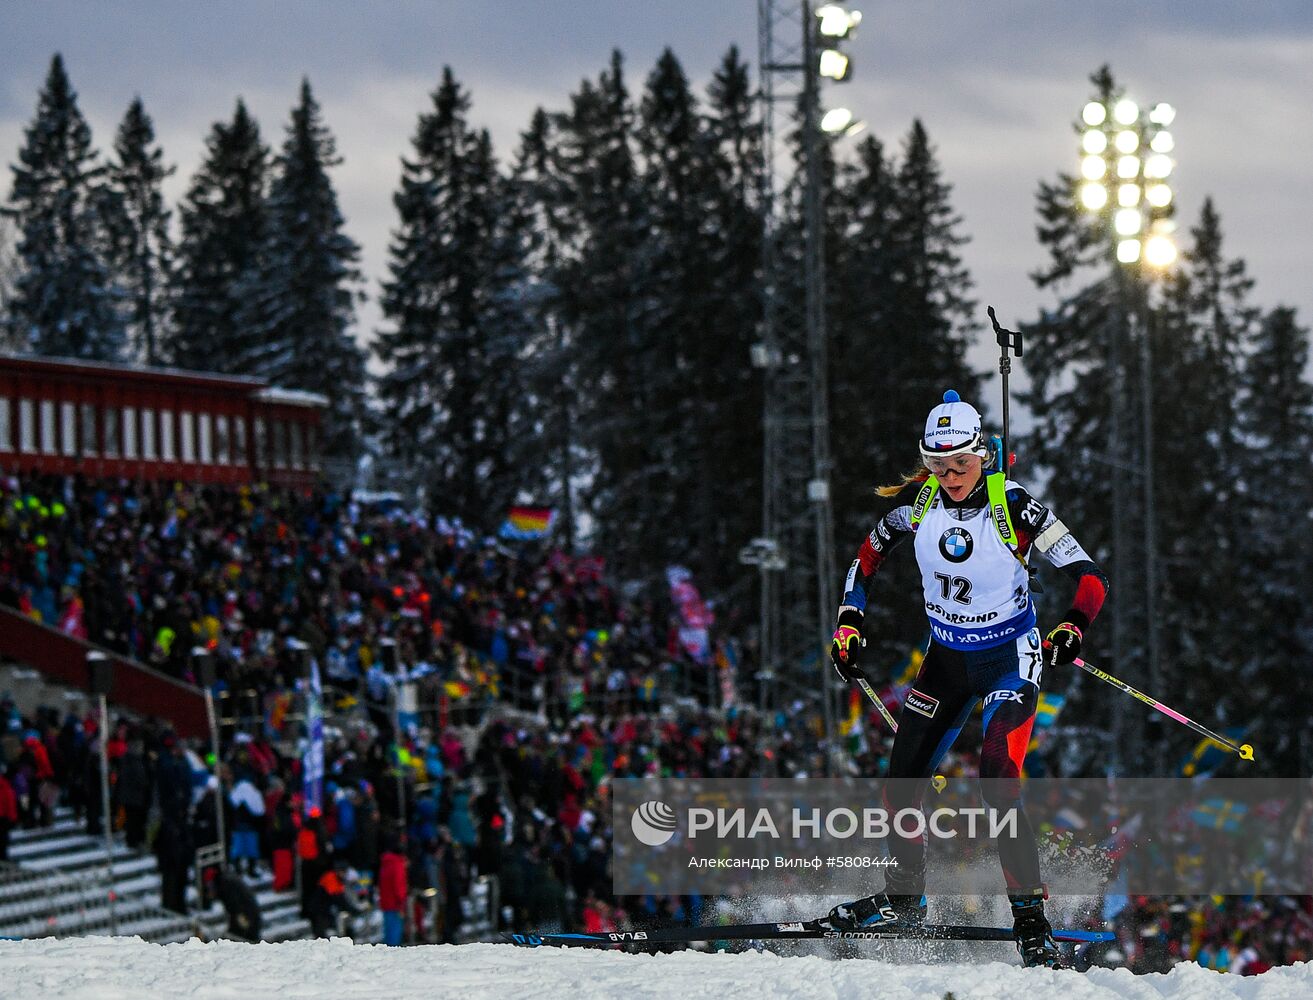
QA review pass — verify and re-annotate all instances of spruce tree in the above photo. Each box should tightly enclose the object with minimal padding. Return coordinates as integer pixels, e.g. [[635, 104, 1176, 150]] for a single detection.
[[886, 120, 979, 407], [107, 96, 175, 365], [696, 46, 766, 594], [374, 68, 530, 520], [508, 107, 580, 547], [636, 48, 710, 579], [0, 215, 19, 349], [553, 53, 654, 576], [169, 99, 269, 371], [828, 122, 979, 657], [1150, 200, 1260, 726], [1238, 305, 1313, 769], [830, 134, 897, 524], [4, 54, 125, 360], [237, 79, 367, 458]]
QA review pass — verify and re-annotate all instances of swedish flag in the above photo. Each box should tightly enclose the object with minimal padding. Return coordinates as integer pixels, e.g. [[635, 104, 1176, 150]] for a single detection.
[[1191, 797, 1247, 833], [1034, 693, 1065, 729], [1180, 727, 1247, 777], [1025, 693, 1066, 768], [893, 640, 927, 688]]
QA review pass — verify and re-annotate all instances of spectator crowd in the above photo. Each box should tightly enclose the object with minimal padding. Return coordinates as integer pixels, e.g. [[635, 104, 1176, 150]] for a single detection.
[[0, 471, 1309, 972]]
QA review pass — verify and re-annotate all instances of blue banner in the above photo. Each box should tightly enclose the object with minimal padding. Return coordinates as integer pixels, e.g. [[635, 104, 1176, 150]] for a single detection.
[[303, 658, 324, 816]]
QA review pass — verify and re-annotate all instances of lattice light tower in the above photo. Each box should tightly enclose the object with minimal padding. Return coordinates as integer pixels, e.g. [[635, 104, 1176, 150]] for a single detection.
[[747, 1, 862, 762], [1076, 85, 1177, 774]]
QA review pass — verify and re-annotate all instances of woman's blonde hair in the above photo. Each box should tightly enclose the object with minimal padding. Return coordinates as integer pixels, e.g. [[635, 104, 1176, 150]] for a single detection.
[[875, 466, 931, 498]]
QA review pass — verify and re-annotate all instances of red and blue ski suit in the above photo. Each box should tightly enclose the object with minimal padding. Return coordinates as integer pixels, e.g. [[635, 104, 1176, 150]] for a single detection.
[[840, 474, 1108, 894]]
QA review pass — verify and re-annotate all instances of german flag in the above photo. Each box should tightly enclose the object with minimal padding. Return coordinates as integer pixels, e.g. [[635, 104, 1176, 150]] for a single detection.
[[839, 686, 862, 736]]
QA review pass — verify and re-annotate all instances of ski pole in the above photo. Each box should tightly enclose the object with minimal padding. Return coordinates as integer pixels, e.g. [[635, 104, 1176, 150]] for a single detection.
[[856, 678, 947, 791], [857, 677, 899, 733], [987, 306, 1023, 472], [1067, 653, 1255, 762]]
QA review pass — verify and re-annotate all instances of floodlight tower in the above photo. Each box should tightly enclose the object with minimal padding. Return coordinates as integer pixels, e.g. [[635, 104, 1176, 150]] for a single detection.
[[1077, 96, 1177, 269], [752, 1, 861, 761], [1076, 85, 1177, 774]]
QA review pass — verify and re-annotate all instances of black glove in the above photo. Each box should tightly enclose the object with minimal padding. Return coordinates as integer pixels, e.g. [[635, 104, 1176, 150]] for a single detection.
[[830, 608, 867, 681], [1045, 610, 1089, 666]]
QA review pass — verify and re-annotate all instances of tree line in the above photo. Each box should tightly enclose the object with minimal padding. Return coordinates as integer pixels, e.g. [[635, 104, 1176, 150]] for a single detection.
[[0, 51, 977, 593]]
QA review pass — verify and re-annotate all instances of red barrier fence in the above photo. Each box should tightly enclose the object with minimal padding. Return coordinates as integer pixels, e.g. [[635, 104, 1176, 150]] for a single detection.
[[0, 606, 208, 738]]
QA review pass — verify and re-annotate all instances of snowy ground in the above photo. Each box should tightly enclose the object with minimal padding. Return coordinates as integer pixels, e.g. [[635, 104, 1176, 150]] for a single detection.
[[0, 938, 1310, 1000]]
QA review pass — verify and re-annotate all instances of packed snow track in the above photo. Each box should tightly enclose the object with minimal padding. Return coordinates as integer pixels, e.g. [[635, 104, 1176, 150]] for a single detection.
[[0, 936, 1307, 999]]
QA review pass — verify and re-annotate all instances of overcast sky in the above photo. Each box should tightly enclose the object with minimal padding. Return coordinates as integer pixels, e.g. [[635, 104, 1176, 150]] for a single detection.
[[2, 1, 1310, 418]]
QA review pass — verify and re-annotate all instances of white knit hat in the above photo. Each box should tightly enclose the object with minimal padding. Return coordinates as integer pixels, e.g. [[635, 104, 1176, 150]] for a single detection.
[[919, 389, 987, 459]]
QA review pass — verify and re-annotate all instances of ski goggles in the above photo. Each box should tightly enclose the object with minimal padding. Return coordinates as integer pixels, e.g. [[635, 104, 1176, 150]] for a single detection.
[[923, 452, 981, 477], [919, 433, 988, 476]]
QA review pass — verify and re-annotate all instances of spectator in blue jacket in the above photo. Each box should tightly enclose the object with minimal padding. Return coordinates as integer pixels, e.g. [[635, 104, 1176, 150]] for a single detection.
[[331, 782, 356, 854], [229, 770, 266, 878]]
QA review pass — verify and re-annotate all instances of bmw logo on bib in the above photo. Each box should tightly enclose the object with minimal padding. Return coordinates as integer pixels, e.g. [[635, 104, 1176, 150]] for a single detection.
[[939, 527, 973, 563]]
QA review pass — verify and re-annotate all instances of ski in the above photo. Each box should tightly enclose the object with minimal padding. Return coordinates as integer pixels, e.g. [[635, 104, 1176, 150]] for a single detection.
[[503, 919, 1114, 949]]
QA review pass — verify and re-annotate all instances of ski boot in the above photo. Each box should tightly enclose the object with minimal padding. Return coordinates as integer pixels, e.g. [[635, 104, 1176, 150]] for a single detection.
[[826, 892, 927, 931], [1010, 891, 1067, 969]]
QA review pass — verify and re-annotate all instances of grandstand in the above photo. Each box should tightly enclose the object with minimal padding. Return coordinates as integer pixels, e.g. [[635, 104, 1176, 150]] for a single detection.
[[0, 354, 325, 487]]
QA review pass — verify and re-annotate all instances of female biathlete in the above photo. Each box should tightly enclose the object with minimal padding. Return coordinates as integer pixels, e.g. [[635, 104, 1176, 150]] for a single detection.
[[824, 390, 1109, 969]]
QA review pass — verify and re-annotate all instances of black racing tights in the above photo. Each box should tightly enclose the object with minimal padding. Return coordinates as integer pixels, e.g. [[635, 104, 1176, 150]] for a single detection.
[[881, 630, 1045, 896]]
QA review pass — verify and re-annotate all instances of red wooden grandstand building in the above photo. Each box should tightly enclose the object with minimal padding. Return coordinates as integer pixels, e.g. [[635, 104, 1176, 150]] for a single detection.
[[0, 353, 325, 486]]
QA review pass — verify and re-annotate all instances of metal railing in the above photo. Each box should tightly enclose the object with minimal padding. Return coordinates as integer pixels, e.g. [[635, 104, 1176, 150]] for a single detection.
[[0, 860, 197, 942]]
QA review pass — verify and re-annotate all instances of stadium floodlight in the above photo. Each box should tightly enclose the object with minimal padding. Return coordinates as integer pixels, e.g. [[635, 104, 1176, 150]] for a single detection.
[[815, 4, 858, 81], [814, 5, 861, 136], [1145, 183, 1173, 208], [1149, 131, 1174, 153], [1115, 208, 1143, 236], [816, 4, 861, 37], [820, 107, 856, 133], [1082, 130, 1108, 154], [1080, 182, 1109, 211], [1143, 153, 1173, 179], [1076, 82, 1177, 277], [1148, 102, 1176, 126], [818, 48, 850, 80], [1145, 234, 1177, 268]]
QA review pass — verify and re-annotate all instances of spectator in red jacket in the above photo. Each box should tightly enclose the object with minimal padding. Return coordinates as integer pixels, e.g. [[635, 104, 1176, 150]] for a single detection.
[[0, 767, 18, 860], [19, 735, 55, 827], [298, 809, 327, 921], [379, 837, 409, 946], [308, 863, 351, 939]]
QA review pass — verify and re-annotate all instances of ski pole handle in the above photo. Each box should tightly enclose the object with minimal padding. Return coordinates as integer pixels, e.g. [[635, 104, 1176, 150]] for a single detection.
[[1069, 654, 1255, 762], [988, 306, 1023, 471]]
